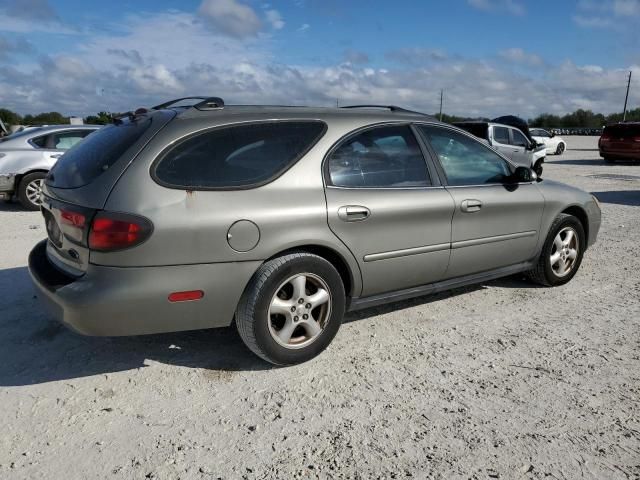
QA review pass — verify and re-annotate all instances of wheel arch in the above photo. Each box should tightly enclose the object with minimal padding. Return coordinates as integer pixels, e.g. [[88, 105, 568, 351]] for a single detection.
[[561, 205, 589, 245], [16, 169, 48, 189], [265, 244, 359, 298]]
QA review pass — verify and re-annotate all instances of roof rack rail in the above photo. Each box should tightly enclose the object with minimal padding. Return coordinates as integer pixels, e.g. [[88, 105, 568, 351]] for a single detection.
[[152, 96, 225, 111], [340, 104, 425, 115]]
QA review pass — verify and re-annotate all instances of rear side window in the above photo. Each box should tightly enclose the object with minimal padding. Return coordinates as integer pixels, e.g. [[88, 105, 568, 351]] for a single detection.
[[47, 120, 151, 189], [327, 125, 430, 188], [153, 121, 326, 189]]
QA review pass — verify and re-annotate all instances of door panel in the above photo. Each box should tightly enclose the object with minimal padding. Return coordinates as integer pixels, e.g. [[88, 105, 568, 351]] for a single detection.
[[445, 184, 544, 278], [323, 123, 455, 297], [325, 187, 454, 296], [416, 124, 545, 279], [509, 128, 533, 167]]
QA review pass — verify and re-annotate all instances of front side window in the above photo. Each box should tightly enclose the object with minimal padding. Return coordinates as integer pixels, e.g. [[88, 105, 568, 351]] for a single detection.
[[154, 121, 326, 189], [493, 126, 510, 144], [510, 129, 529, 147], [418, 125, 512, 186], [327, 125, 430, 188]]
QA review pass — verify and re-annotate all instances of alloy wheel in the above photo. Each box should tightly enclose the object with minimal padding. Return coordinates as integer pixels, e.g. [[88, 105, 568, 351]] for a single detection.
[[25, 178, 44, 206], [550, 226, 579, 277], [268, 273, 331, 349]]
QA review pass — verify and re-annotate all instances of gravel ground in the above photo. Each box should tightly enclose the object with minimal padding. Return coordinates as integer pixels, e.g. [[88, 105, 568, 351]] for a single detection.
[[0, 136, 638, 479]]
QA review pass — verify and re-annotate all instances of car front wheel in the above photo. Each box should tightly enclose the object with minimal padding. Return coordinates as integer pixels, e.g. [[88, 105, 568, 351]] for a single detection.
[[527, 213, 585, 287], [555, 142, 565, 155], [236, 252, 345, 365]]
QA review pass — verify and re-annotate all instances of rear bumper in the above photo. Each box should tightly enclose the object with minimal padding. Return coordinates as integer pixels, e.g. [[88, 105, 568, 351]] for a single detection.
[[599, 148, 640, 160], [28, 239, 260, 336], [0, 173, 16, 193]]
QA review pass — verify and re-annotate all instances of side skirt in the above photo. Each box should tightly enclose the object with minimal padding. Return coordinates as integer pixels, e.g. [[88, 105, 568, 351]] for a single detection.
[[347, 261, 534, 312]]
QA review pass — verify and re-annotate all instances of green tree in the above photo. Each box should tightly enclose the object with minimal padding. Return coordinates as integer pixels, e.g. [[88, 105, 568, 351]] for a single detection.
[[0, 108, 22, 126], [84, 111, 114, 125]]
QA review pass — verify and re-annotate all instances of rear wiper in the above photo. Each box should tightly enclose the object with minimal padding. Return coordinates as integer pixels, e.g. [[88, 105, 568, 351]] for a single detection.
[[111, 108, 149, 125]]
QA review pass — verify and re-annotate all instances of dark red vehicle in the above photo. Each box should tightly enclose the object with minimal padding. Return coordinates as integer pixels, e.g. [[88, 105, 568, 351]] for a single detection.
[[599, 123, 640, 162]]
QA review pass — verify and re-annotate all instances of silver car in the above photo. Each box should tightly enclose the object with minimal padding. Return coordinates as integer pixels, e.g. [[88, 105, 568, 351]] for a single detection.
[[28, 98, 601, 365], [0, 125, 100, 209]]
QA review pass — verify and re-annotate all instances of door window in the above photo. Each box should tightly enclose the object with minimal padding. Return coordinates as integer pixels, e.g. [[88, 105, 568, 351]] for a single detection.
[[51, 130, 93, 150], [418, 125, 512, 186], [493, 126, 510, 144], [327, 125, 430, 188], [510, 129, 529, 147]]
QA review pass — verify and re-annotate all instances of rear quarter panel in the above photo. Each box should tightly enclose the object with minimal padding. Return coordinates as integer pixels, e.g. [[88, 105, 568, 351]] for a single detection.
[[97, 115, 366, 296]]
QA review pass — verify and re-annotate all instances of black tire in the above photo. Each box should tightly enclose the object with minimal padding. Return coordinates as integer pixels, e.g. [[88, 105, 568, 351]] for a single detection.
[[603, 156, 615, 164], [18, 172, 46, 210], [533, 159, 544, 177], [555, 143, 565, 155], [236, 252, 346, 365], [527, 213, 585, 287]]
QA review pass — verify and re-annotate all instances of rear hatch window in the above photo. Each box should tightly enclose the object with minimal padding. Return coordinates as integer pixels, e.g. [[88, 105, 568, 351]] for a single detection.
[[47, 117, 152, 189], [603, 124, 640, 139]]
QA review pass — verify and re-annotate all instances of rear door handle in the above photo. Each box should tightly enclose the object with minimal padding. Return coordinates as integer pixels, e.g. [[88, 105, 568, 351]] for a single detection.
[[461, 199, 482, 213], [338, 205, 370, 222]]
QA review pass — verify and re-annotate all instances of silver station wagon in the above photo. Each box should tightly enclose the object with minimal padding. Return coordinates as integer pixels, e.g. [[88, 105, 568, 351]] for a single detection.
[[29, 97, 601, 365]]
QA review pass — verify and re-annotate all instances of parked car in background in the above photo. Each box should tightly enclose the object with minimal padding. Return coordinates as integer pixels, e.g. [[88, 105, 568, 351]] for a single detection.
[[453, 121, 547, 175], [28, 98, 601, 365], [599, 123, 640, 163], [0, 125, 100, 209], [531, 128, 566, 155]]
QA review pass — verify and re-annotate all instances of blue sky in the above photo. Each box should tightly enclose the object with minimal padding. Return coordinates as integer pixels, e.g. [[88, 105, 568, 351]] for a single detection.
[[0, 0, 639, 117]]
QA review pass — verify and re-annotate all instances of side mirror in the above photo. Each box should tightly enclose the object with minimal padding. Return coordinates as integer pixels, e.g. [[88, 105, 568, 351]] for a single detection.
[[513, 166, 534, 182]]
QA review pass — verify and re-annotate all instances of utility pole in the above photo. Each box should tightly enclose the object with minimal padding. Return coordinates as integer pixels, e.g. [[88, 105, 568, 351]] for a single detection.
[[623, 71, 632, 122], [439, 89, 443, 122]]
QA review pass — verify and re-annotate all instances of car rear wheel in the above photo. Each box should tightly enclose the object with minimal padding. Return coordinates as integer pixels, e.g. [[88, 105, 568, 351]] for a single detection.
[[18, 172, 46, 210], [236, 252, 345, 365], [555, 142, 565, 155], [603, 156, 615, 164], [526, 213, 585, 287]]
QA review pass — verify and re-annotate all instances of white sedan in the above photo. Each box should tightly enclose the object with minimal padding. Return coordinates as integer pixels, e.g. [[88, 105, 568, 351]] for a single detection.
[[530, 128, 566, 155]]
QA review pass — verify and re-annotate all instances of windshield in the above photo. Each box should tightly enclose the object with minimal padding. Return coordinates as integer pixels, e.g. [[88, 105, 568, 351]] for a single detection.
[[46, 117, 152, 189]]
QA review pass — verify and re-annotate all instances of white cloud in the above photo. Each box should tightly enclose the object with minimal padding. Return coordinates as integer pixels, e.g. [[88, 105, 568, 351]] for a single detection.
[[499, 48, 544, 66], [265, 9, 285, 30], [198, 0, 262, 38], [574, 0, 639, 28], [467, 0, 525, 16], [297, 23, 310, 32]]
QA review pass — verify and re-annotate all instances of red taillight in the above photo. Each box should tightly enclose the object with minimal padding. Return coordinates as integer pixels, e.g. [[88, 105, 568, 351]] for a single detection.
[[58, 208, 87, 243], [60, 209, 86, 227], [168, 290, 204, 302], [600, 135, 611, 142], [88, 212, 152, 251], [633, 136, 640, 142]]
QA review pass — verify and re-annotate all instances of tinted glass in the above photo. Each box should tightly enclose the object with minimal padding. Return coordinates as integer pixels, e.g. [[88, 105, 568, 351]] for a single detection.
[[493, 126, 510, 144], [328, 125, 430, 188], [30, 135, 48, 148], [604, 124, 640, 139], [419, 126, 512, 186], [154, 121, 325, 189], [511, 129, 529, 147], [48, 119, 149, 189]]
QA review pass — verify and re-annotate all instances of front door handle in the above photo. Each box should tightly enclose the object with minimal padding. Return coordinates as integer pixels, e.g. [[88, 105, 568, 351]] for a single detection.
[[338, 205, 370, 222], [50, 154, 63, 159], [461, 199, 483, 213]]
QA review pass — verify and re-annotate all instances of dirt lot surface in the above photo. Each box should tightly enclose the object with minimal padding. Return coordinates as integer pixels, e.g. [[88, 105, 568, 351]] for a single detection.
[[0, 136, 638, 479]]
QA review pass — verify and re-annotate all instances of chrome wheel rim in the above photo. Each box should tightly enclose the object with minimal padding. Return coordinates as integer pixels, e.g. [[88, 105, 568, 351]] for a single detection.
[[550, 227, 579, 278], [268, 273, 331, 349], [25, 179, 43, 206]]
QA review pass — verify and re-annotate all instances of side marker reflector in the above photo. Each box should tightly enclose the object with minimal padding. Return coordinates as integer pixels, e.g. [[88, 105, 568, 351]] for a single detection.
[[168, 290, 204, 302]]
